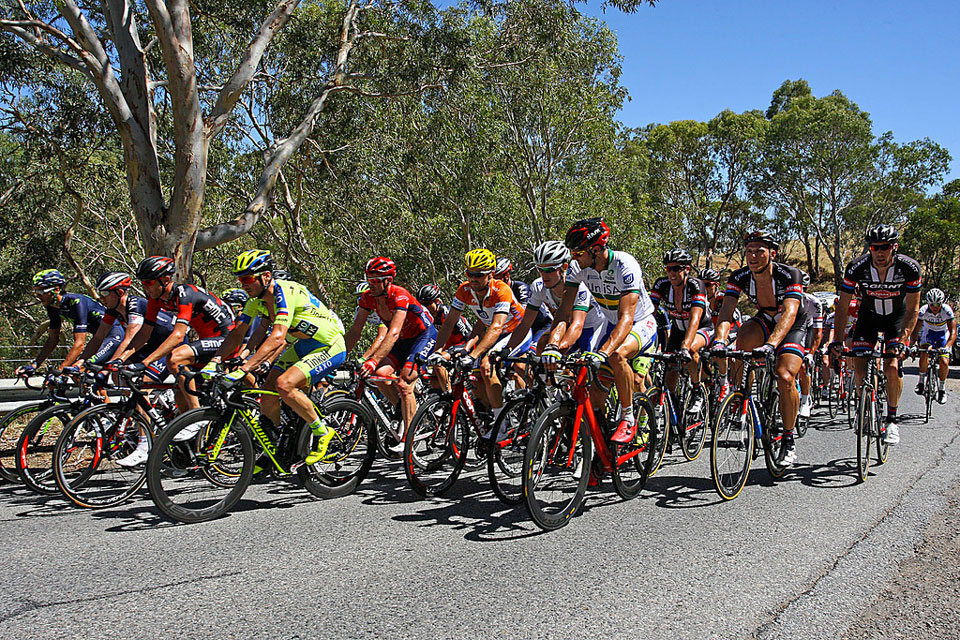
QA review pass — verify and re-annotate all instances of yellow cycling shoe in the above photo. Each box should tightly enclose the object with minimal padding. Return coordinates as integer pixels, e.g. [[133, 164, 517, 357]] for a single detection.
[[305, 428, 337, 465]]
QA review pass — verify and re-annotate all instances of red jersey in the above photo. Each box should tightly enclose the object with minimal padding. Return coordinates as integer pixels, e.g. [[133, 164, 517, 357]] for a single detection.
[[358, 284, 434, 340], [146, 283, 234, 339]]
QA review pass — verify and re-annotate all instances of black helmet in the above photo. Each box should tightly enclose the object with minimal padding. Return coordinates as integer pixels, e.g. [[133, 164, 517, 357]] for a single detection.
[[221, 288, 249, 306], [136, 256, 175, 280], [801, 271, 811, 288], [865, 224, 899, 244], [662, 248, 692, 265], [699, 268, 720, 283], [743, 231, 779, 251], [564, 217, 610, 251], [418, 284, 441, 304]]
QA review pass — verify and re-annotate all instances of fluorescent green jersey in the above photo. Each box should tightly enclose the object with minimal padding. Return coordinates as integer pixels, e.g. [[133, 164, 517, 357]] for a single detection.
[[238, 280, 344, 346]]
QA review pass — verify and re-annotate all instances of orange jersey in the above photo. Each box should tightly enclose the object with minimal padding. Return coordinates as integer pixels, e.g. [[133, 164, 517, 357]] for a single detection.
[[451, 279, 524, 333]]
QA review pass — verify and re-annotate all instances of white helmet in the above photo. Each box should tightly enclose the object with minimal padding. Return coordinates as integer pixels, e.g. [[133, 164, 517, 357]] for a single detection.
[[533, 241, 570, 269], [926, 288, 946, 305]]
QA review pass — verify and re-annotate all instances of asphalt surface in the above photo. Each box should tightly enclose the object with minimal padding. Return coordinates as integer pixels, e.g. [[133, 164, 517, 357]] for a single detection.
[[2, 366, 959, 640]]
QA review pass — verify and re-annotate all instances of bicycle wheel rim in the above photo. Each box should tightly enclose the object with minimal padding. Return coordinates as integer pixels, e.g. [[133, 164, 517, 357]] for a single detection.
[[612, 394, 656, 500], [711, 392, 752, 500], [403, 395, 468, 497], [646, 388, 669, 476], [0, 403, 44, 482], [679, 384, 708, 461], [297, 397, 375, 498], [855, 390, 872, 482], [488, 396, 535, 506], [17, 406, 72, 494]]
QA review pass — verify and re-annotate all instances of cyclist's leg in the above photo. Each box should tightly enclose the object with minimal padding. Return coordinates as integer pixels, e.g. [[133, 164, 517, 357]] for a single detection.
[[849, 317, 878, 392], [86, 324, 125, 367], [732, 317, 768, 384], [168, 342, 205, 411], [687, 328, 711, 384], [396, 325, 436, 427], [608, 316, 657, 440], [774, 334, 805, 432]]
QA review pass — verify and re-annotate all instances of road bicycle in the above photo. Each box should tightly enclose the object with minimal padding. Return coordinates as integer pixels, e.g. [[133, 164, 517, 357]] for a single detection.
[[52, 368, 178, 509], [522, 355, 657, 531], [915, 345, 948, 423], [644, 351, 709, 472], [0, 369, 75, 483], [147, 370, 375, 523], [845, 349, 892, 483], [709, 349, 789, 501]]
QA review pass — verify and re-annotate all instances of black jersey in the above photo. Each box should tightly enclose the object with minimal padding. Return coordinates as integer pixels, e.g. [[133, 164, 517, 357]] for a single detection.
[[46, 293, 105, 335], [146, 284, 234, 338], [436, 303, 473, 348], [724, 263, 807, 328], [649, 277, 712, 331], [103, 295, 175, 336], [839, 253, 922, 317]]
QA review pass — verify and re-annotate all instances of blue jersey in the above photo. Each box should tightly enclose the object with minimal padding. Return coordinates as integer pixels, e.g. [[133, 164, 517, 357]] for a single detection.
[[103, 295, 175, 341], [46, 293, 106, 335]]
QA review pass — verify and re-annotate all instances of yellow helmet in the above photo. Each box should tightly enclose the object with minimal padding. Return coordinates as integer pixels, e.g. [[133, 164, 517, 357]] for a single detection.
[[464, 248, 496, 273], [232, 249, 274, 276]]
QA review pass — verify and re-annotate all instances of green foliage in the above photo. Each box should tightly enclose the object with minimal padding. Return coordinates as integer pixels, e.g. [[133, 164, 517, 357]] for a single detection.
[[902, 181, 960, 294]]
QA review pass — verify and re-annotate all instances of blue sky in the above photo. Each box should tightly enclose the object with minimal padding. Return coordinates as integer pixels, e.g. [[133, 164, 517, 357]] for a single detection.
[[582, 0, 959, 185]]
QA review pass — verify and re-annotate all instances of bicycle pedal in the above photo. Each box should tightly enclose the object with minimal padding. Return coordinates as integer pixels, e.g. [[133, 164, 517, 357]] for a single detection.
[[289, 460, 306, 473]]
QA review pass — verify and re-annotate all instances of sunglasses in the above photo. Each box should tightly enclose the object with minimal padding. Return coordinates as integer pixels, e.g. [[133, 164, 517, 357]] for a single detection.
[[140, 279, 158, 287], [97, 289, 116, 297], [236, 275, 259, 284], [570, 249, 589, 258], [537, 265, 560, 274], [466, 271, 489, 279], [665, 265, 686, 272], [869, 243, 893, 251]]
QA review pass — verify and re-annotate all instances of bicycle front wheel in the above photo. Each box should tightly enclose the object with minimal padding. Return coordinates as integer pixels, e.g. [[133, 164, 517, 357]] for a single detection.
[[612, 394, 656, 500], [855, 388, 873, 483], [645, 387, 669, 476], [487, 394, 538, 506], [710, 391, 753, 500], [403, 393, 469, 497], [16, 404, 74, 494], [54, 404, 152, 509], [679, 382, 708, 461], [147, 408, 255, 524], [523, 401, 591, 531], [297, 396, 376, 499], [0, 401, 45, 483]]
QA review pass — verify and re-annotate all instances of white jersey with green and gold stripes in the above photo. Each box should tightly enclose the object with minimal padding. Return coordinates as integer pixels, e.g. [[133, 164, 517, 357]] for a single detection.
[[564, 248, 654, 325]]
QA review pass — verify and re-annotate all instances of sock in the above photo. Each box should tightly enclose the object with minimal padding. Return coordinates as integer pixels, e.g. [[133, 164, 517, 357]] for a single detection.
[[887, 406, 898, 420], [621, 405, 635, 426], [307, 417, 328, 435]]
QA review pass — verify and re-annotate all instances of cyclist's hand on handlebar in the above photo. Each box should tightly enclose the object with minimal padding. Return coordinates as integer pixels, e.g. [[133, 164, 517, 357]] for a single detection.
[[802, 353, 815, 370], [200, 360, 221, 380], [124, 362, 147, 374], [458, 354, 476, 371], [15, 364, 36, 377], [709, 340, 727, 357], [581, 351, 607, 371], [752, 343, 776, 360], [223, 368, 246, 382], [678, 348, 693, 364], [360, 358, 378, 378], [540, 346, 562, 372], [827, 340, 843, 355], [887, 341, 906, 358], [62, 365, 81, 376]]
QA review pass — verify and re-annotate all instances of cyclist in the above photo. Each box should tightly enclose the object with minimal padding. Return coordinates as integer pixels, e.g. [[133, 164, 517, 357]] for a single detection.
[[434, 248, 528, 428], [123, 256, 235, 414], [344, 257, 437, 440], [222, 288, 264, 357], [554, 218, 658, 444], [911, 287, 955, 403], [714, 231, 807, 466], [494, 256, 554, 350], [700, 268, 742, 336], [416, 284, 472, 349], [649, 249, 713, 414], [798, 272, 825, 418], [511, 241, 606, 359], [205, 250, 346, 464], [830, 225, 922, 445], [84, 271, 176, 381], [16, 269, 122, 376]]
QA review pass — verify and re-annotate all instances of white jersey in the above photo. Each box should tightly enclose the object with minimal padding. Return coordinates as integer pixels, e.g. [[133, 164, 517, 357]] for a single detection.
[[527, 278, 605, 331], [919, 303, 954, 333], [802, 293, 825, 330], [565, 249, 654, 325]]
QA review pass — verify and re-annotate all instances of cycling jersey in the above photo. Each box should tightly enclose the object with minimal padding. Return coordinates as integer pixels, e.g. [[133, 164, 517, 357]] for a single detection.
[[103, 295, 175, 336], [710, 298, 742, 331], [511, 279, 553, 334], [147, 284, 234, 339], [650, 277, 712, 332], [564, 249, 654, 324], [918, 303, 954, 334], [434, 303, 472, 348], [724, 263, 807, 330], [451, 279, 524, 332], [239, 279, 344, 347], [47, 293, 106, 335], [526, 279, 605, 331], [802, 293, 825, 331], [839, 253, 922, 317], [356, 284, 434, 339]]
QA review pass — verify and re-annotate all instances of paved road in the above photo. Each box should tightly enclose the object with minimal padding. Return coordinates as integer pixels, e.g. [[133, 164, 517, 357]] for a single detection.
[[1, 367, 959, 639]]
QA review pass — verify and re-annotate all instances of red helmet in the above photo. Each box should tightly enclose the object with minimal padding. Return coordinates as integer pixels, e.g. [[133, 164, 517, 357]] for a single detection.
[[564, 218, 610, 251], [365, 257, 396, 279]]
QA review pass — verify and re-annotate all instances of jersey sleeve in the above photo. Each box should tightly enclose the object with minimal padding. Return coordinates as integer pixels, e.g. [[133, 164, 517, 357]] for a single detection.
[[357, 291, 376, 313], [902, 257, 923, 293], [839, 260, 861, 294], [573, 284, 592, 313], [525, 281, 545, 313], [144, 297, 161, 325], [70, 296, 92, 334], [389, 287, 413, 313], [947, 305, 956, 320], [783, 266, 804, 302], [271, 281, 296, 329], [564, 261, 583, 287], [237, 298, 260, 325], [615, 253, 641, 295], [172, 285, 194, 326], [724, 270, 746, 300], [451, 284, 470, 312], [490, 280, 514, 315], [126, 297, 146, 326], [46, 304, 62, 332], [648, 278, 666, 307], [690, 278, 708, 310]]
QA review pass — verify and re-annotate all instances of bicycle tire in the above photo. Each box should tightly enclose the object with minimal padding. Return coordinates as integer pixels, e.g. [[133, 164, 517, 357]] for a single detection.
[[15, 404, 75, 494], [297, 396, 376, 499], [645, 387, 670, 476], [678, 382, 708, 461], [522, 401, 591, 531], [826, 376, 838, 419], [612, 394, 657, 500], [403, 393, 468, 497], [855, 387, 872, 483], [795, 413, 809, 438], [924, 369, 935, 423], [147, 408, 255, 524], [0, 401, 46, 482], [761, 392, 788, 480], [710, 391, 753, 500], [487, 394, 537, 506], [53, 404, 153, 509]]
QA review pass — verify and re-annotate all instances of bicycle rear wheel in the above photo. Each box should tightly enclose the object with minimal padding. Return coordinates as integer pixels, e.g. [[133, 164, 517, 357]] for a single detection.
[[645, 387, 669, 476], [924, 370, 935, 423], [612, 394, 656, 500], [403, 393, 468, 497], [523, 401, 591, 531], [16, 404, 74, 494], [487, 394, 537, 505], [710, 391, 753, 500], [855, 388, 873, 482], [297, 396, 376, 499], [678, 382, 708, 461], [0, 401, 45, 483], [147, 408, 254, 524], [53, 404, 152, 508]]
